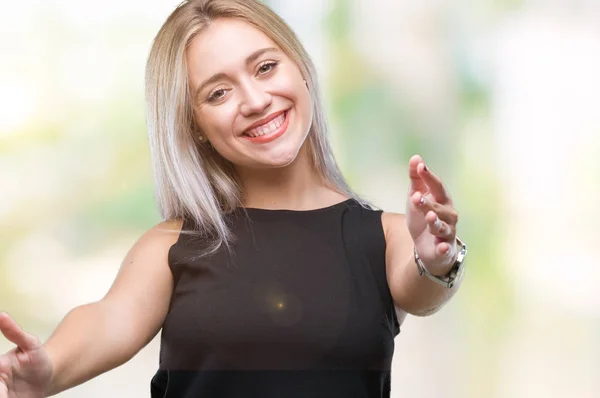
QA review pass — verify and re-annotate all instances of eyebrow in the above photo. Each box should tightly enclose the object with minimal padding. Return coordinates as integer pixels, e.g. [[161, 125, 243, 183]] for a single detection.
[[193, 47, 279, 102]]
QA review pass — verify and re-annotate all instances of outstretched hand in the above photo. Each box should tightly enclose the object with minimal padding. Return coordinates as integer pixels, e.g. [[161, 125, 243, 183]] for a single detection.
[[405, 154, 460, 275], [0, 312, 52, 398]]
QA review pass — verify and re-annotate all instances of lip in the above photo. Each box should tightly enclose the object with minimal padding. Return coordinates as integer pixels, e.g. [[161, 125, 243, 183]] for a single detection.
[[242, 109, 288, 135], [241, 110, 290, 144]]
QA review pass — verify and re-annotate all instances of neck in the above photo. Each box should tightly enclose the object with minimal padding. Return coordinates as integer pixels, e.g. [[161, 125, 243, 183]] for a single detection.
[[236, 143, 346, 210]]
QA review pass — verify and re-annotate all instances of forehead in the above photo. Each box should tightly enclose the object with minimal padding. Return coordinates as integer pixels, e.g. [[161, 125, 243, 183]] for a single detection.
[[187, 18, 279, 80]]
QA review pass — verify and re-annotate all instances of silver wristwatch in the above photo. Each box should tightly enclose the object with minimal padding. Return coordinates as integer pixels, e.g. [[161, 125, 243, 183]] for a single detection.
[[414, 237, 467, 289]]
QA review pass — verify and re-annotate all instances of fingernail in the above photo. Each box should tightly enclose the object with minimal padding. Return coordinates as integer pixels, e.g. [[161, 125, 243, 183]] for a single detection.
[[434, 217, 441, 229], [423, 165, 428, 172], [419, 196, 426, 206]]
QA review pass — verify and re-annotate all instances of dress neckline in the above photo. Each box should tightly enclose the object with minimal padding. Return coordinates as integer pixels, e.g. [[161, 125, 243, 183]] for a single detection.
[[238, 198, 356, 214]]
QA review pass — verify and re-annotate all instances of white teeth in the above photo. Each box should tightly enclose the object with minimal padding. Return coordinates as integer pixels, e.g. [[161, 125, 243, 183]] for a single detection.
[[245, 112, 286, 138]]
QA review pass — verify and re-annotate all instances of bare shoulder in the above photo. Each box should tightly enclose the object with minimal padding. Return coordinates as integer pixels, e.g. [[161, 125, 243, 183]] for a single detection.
[[380, 212, 411, 325], [151, 219, 184, 245], [380, 211, 411, 265], [99, 218, 185, 351], [142, 218, 185, 243], [115, 218, 183, 279], [104, 218, 184, 299], [381, 212, 408, 241], [113, 219, 184, 271]]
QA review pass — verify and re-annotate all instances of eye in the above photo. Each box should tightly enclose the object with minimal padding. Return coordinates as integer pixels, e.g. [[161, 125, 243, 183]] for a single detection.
[[257, 61, 279, 75], [207, 88, 227, 103]]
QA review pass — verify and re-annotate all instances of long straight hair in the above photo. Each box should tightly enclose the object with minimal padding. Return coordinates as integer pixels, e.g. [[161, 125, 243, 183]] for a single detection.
[[145, 0, 364, 256]]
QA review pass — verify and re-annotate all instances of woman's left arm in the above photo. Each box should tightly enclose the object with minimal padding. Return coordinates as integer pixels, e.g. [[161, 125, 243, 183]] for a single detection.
[[382, 154, 466, 317]]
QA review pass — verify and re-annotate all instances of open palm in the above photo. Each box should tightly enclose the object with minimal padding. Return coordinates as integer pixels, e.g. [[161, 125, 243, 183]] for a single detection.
[[0, 313, 52, 398], [405, 154, 460, 275]]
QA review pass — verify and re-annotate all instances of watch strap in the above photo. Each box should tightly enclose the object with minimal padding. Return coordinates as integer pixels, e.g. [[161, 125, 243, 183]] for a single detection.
[[414, 237, 467, 289]]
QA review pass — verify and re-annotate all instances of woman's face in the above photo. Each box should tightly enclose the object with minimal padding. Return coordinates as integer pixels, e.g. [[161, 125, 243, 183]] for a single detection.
[[187, 18, 313, 170]]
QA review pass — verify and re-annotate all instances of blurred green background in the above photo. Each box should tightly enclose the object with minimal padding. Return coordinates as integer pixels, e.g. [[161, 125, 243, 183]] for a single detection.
[[1, 0, 599, 397]]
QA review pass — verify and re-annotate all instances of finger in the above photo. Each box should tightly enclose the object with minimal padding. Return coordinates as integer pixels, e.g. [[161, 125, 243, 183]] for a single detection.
[[411, 191, 438, 215], [0, 352, 12, 373], [0, 313, 39, 352], [408, 154, 427, 192], [425, 211, 455, 240], [0, 357, 10, 394], [411, 192, 459, 226], [435, 241, 457, 263], [0, 355, 9, 398], [0, 377, 7, 398], [426, 199, 458, 226], [411, 191, 426, 212], [417, 162, 451, 204]]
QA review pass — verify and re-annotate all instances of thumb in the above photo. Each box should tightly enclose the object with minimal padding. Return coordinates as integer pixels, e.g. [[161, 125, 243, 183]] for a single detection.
[[408, 154, 426, 193], [0, 312, 40, 352]]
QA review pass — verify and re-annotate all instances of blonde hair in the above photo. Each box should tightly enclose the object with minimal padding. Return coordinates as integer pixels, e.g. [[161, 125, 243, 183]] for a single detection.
[[145, 0, 363, 256]]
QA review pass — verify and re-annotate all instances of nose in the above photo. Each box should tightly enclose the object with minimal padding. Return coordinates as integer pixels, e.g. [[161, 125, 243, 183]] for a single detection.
[[238, 79, 272, 116]]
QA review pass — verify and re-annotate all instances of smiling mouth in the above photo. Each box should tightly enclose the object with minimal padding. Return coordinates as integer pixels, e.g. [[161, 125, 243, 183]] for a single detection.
[[241, 110, 290, 144], [243, 111, 287, 138]]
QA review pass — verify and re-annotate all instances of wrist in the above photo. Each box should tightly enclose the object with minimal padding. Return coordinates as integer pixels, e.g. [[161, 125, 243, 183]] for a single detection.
[[414, 237, 467, 289], [413, 249, 455, 277], [427, 255, 457, 277], [43, 342, 60, 396]]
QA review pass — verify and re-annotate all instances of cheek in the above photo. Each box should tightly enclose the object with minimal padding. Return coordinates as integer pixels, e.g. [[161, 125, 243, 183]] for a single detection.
[[195, 107, 235, 141], [273, 76, 313, 126], [194, 111, 242, 162], [294, 86, 314, 133], [302, 90, 314, 123]]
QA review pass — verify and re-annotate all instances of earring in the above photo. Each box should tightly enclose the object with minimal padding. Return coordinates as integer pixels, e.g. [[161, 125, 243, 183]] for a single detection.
[[198, 135, 206, 143]]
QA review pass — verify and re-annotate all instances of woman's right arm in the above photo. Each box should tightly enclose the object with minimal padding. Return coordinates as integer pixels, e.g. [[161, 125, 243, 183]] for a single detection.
[[45, 219, 183, 395], [0, 219, 183, 397]]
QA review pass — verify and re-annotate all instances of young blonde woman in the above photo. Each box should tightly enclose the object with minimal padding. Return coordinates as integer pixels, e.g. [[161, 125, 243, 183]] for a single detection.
[[0, 0, 467, 397]]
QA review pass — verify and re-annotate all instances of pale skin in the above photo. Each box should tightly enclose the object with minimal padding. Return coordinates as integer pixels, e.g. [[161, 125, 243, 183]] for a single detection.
[[0, 18, 462, 397]]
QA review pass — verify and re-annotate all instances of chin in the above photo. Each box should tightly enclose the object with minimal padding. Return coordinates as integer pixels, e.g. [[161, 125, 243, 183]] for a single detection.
[[255, 149, 302, 169]]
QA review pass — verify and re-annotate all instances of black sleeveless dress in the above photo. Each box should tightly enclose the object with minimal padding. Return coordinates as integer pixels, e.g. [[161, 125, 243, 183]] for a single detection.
[[151, 198, 400, 397]]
